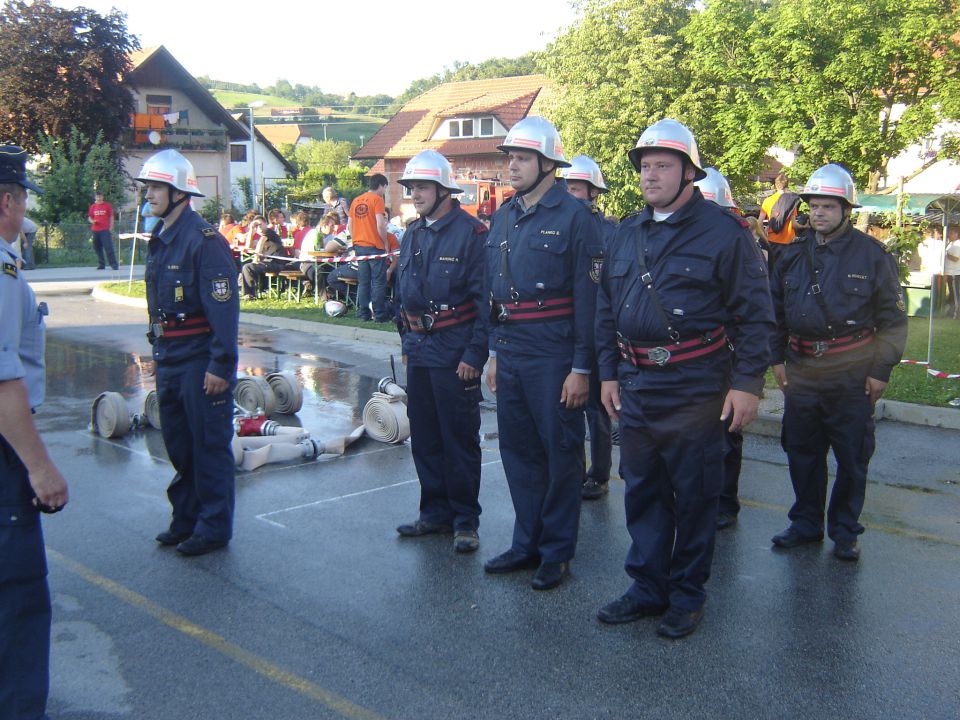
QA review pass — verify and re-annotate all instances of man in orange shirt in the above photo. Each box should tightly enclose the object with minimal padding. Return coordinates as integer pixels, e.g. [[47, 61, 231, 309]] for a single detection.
[[347, 173, 390, 322], [87, 190, 118, 270]]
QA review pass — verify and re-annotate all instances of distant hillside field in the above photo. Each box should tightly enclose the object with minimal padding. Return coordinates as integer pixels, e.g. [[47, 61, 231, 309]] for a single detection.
[[209, 90, 299, 110]]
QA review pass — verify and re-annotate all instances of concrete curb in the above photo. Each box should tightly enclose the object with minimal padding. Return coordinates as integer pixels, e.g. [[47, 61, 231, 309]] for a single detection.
[[88, 284, 959, 432]]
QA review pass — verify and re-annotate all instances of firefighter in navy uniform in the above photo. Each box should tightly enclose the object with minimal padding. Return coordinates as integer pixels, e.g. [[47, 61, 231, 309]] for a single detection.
[[770, 164, 906, 561], [595, 120, 774, 638], [138, 150, 240, 557], [0, 145, 69, 720], [560, 154, 616, 500], [392, 150, 489, 554], [482, 117, 603, 591], [695, 167, 748, 531]]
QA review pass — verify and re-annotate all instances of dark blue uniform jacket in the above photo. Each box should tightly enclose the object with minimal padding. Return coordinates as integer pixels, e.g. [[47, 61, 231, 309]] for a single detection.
[[596, 189, 774, 395], [146, 208, 240, 380], [395, 202, 489, 369], [770, 226, 907, 382], [485, 180, 603, 370]]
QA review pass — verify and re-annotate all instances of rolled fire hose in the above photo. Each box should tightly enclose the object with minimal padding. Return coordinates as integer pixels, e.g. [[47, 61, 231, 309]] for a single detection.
[[91, 392, 144, 438], [362, 377, 410, 444], [266, 371, 303, 414], [234, 414, 307, 437], [143, 390, 161, 430], [234, 375, 276, 416]]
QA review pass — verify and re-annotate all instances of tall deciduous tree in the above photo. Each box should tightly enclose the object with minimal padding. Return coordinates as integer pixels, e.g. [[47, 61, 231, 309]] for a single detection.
[[539, 0, 693, 214], [0, 0, 138, 153], [684, 0, 960, 190]]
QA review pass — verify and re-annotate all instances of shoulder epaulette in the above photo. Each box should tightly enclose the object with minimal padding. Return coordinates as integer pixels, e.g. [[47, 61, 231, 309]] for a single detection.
[[201, 227, 217, 238], [3, 260, 17, 278]]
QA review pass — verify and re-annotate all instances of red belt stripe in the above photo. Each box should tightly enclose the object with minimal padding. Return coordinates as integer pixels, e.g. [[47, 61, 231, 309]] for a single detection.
[[403, 306, 479, 333], [618, 326, 728, 367], [495, 296, 574, 322], [788, 328, 874, 357]]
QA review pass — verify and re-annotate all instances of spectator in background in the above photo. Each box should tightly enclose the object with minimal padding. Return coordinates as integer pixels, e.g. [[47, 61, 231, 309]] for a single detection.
[[759, 173, 799, 268], [347, 173, 390, 322], [267, 208, 288, 239], [218, 213, 238, 242], [299, 212, 343, 296], [241, 216, 288, 299], [87, 190, 118, 270], [322, 186, 349, 227], [19, 215, 36, 269], [476, 212, 491, 230], [289, 211, 311, 253], [945, 230, 960, 319]]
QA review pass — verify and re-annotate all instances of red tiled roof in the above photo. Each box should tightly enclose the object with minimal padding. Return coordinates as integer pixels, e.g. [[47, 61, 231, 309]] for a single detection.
[[365, 159, 386, 176], [257, 124, 306, 147], [354, 75, 552, 160]]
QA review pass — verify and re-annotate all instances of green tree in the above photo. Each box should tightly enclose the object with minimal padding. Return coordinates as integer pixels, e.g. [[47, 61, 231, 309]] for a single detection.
[[686, 0, 960, 190], [0, 0, 138, 153], [540, 0, 693, 215], [35, 128, 126, 223]]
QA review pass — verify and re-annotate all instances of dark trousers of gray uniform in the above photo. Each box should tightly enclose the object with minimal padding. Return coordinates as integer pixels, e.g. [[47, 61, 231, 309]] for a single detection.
[[157, 356, 236, 542], [584, 365, 612, 483], [619, 389, 724, 612], [0, 436, 51, 720], [406, 365, 482, 532], [781, 374, 875, 543], [496, 349, 584, 563]]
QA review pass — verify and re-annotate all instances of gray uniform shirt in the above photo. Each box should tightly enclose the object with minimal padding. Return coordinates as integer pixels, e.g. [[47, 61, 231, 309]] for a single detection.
[[0, 237, 45, 407]]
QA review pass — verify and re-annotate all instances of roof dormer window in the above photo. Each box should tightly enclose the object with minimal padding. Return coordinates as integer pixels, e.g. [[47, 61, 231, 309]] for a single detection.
[[448, 117, 495, 139]]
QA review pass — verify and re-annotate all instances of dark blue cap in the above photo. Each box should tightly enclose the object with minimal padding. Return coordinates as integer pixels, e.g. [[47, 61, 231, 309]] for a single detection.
[[0, 145, 42, 194]]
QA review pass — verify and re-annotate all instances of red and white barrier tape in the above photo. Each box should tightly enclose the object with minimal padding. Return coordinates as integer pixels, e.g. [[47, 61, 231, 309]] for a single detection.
[[900, 359, 960, 379], [260, 251, 399, 265]]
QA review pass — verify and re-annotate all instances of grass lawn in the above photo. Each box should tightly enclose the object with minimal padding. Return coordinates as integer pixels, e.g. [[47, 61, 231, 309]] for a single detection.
[[104, 282, 960, 407], [102, 281, 381, 332], [209, 90, 298, 109]]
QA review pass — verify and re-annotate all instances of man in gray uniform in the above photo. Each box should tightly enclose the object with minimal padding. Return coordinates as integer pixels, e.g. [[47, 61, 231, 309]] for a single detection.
[[0, 144, 69, 720]]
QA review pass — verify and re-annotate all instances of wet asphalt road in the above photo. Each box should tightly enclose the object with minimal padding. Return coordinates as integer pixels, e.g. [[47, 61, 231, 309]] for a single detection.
[[30, 292, 960, 719]]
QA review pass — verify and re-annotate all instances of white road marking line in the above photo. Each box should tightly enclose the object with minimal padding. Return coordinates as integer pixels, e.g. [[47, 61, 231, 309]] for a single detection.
[[255, 479, 418, 527]]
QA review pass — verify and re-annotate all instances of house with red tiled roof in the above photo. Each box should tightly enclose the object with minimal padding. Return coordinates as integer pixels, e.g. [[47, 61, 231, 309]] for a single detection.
[[353, 75, 553, 216]]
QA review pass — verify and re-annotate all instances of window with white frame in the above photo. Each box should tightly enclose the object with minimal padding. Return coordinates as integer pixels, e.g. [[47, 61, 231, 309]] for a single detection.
[[448, 117, 495, 138]]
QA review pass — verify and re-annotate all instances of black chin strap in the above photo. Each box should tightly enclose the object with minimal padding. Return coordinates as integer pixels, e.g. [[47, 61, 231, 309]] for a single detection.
[[425, 185, 450, 219], [159, 187, 188, 219], [653, 159, 694, 210], [515, 156, 554, 199]]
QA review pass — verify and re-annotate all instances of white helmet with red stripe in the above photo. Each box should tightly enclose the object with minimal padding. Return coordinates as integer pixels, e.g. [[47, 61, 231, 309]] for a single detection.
[[560, 155, 609, 193], [398, 150, 462, 192], [628, 119, 706, 180], [800, 163, 860, 207], [135, 149, 204, 197], [695, 167, 737, 208], [497, 116, 571, 168]]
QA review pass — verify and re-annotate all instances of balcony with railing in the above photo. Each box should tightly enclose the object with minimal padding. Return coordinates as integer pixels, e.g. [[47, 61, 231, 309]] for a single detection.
[[122, 124, 228, 153]]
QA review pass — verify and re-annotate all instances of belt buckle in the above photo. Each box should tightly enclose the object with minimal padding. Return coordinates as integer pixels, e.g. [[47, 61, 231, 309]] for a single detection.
[[812, 340, 828, 358], [647, 346, 671, 366], [420, 313, 435, 331], [151, 323, 164, 338]]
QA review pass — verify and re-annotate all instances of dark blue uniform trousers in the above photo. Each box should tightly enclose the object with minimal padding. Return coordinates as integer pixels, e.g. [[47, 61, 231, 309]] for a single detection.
[[406, 365, 482, 532], [781, 378, 875, 542], [0, 437, 51, 720], [619, 389, 724, 612], [584, 366, 612, 483], [157, 356, 236, 542], [496, 349, 584, 563], [720, 417, 743, 517]]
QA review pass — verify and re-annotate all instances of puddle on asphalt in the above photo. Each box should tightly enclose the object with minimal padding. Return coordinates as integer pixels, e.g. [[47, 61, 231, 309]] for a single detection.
[[46, 335, 382, 442]]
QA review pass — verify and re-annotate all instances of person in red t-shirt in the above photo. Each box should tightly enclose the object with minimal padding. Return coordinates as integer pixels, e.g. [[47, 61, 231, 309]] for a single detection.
[[87, 190, 118, 270], [347, 173, 390, 321]]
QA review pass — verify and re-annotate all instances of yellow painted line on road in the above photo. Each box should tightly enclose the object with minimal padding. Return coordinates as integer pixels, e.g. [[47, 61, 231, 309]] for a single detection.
[[47, 548, 387, 720]]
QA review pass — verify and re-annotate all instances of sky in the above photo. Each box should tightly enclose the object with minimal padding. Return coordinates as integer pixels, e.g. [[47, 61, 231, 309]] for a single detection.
[[56, 0, 581, 97]]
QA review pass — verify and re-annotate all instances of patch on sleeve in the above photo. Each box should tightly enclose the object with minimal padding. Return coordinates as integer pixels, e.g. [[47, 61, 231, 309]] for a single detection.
[[590, 256, 604, 283], [3, 261, 17, 278], [211, 277, 232, 302]]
